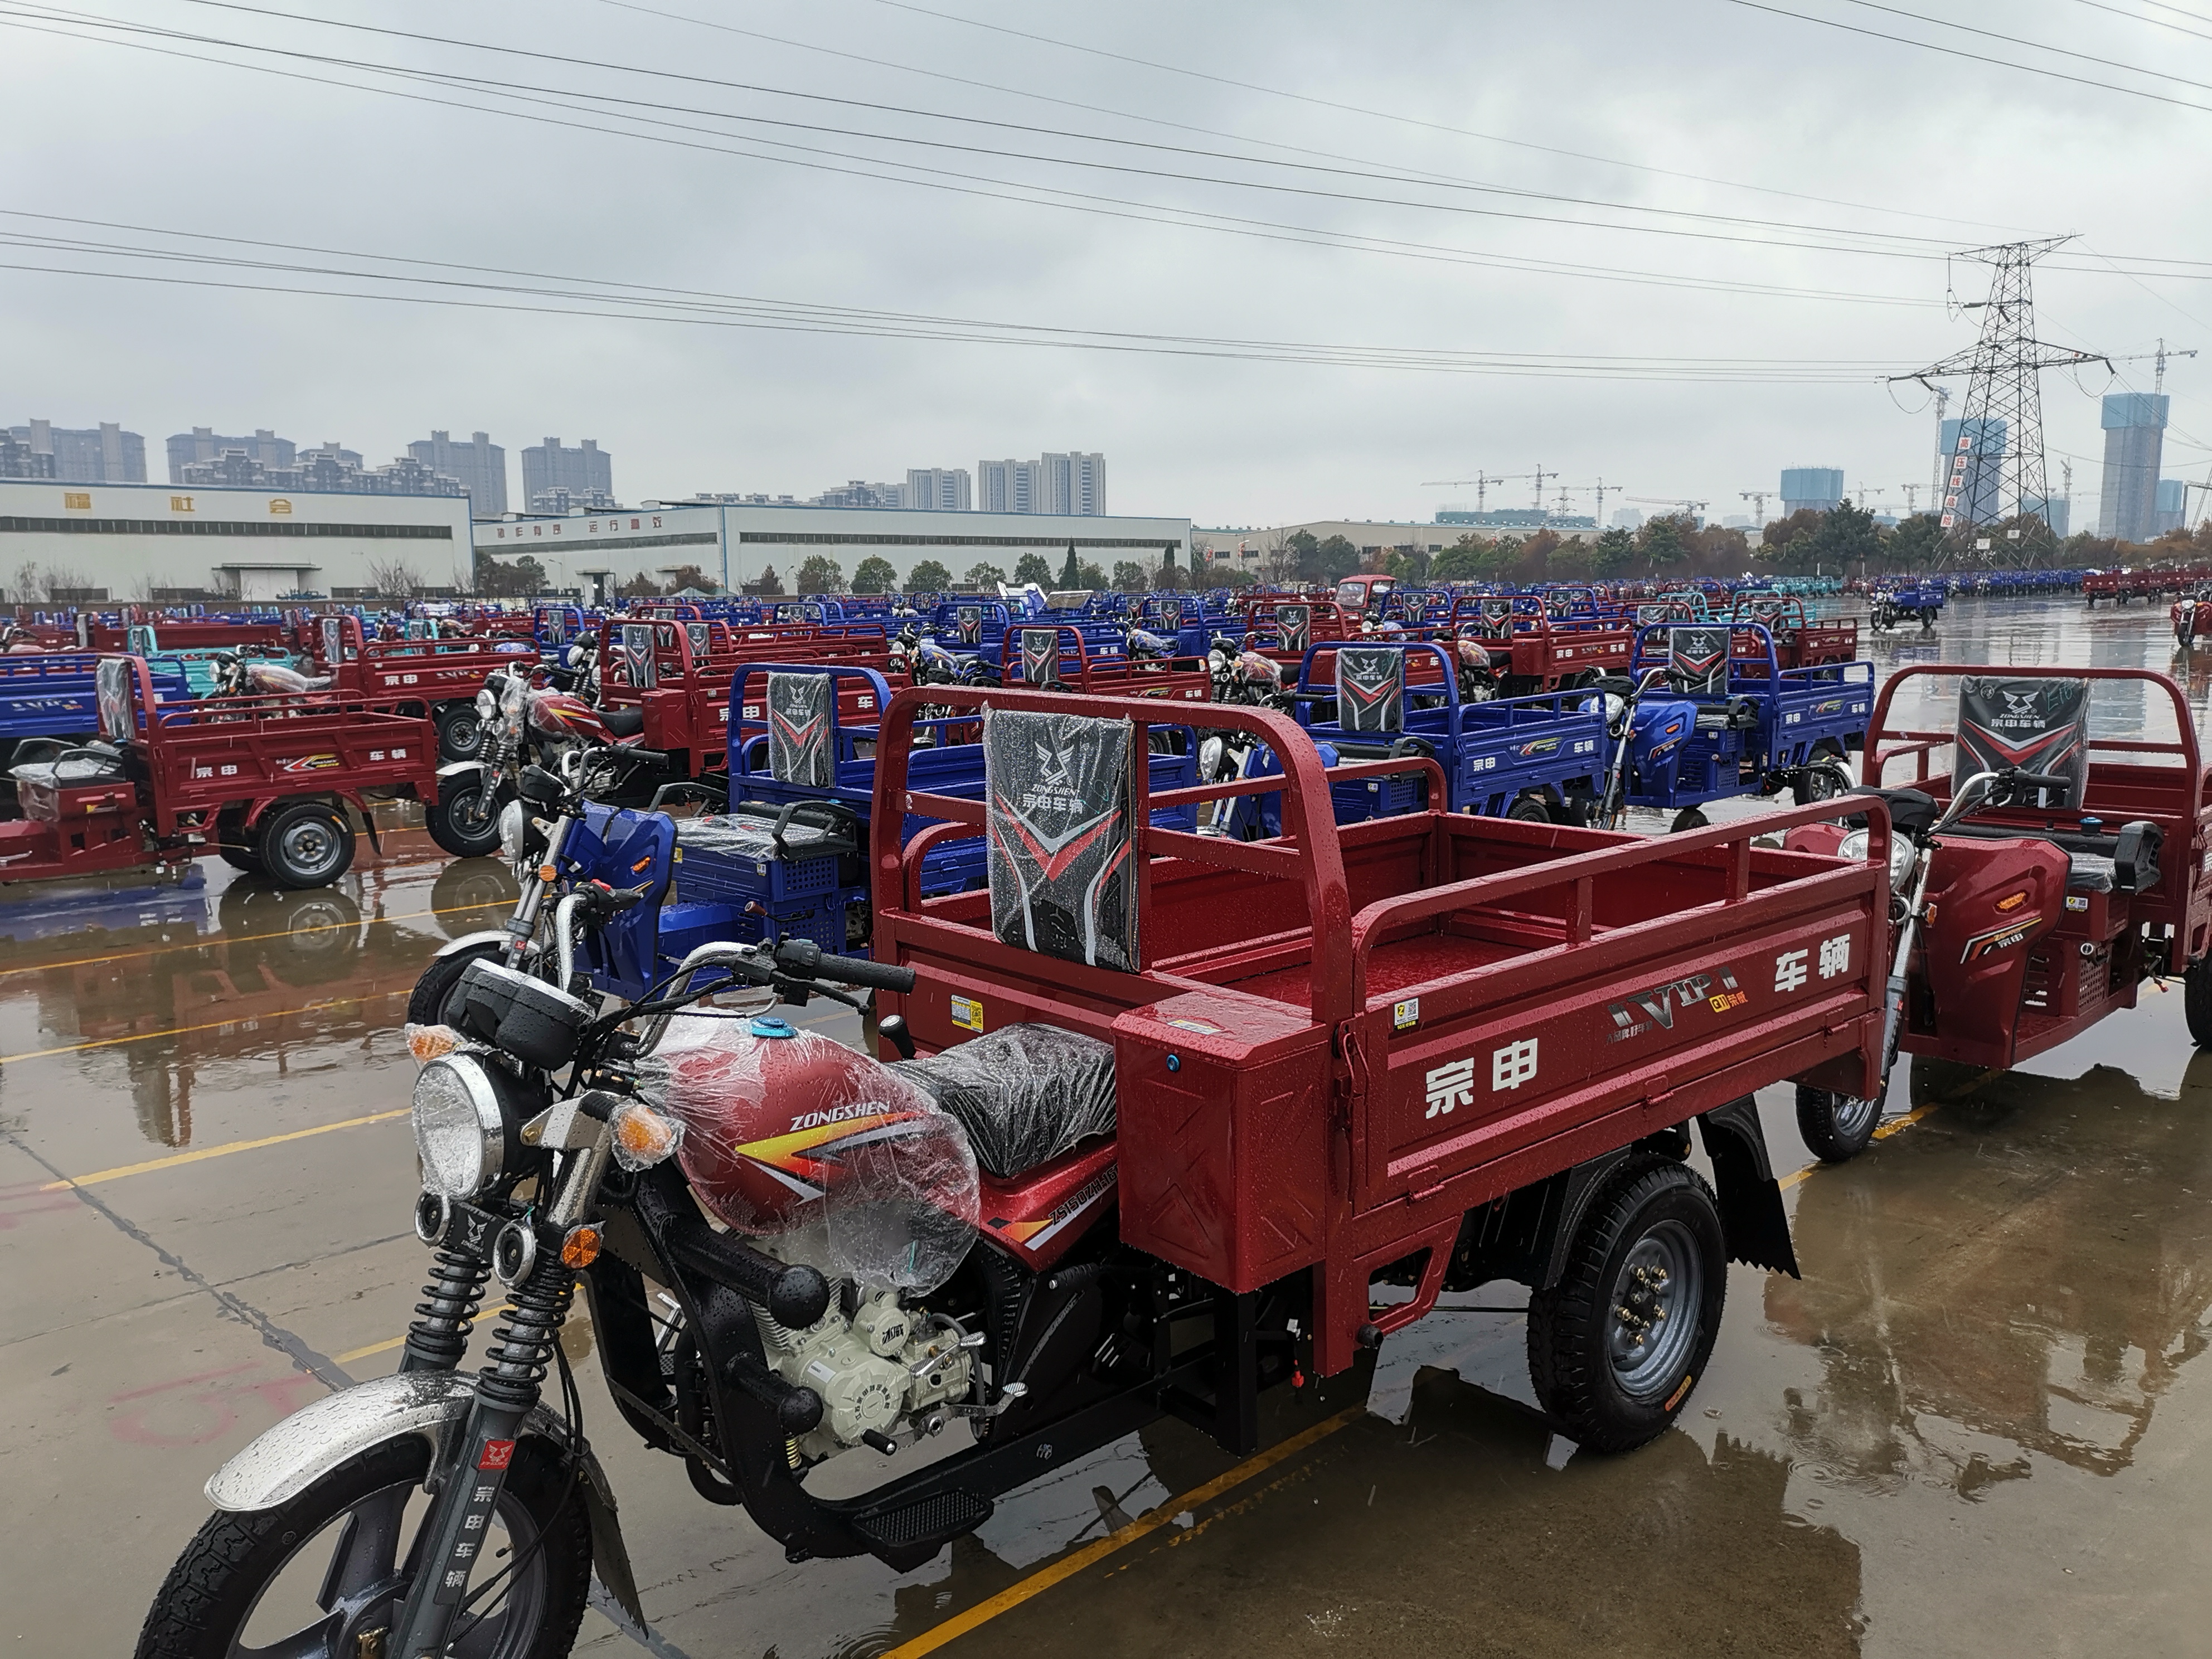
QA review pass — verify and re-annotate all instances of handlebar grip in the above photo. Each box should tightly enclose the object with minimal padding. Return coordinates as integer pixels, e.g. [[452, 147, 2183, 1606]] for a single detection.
[[2011, 770, 2070, 793], [774, 938, 918, 993], [617, 746, 669, 765]]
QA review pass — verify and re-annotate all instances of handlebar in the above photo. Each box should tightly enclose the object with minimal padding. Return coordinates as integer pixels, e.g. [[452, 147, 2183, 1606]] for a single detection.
[[773, 938, 918, 993]]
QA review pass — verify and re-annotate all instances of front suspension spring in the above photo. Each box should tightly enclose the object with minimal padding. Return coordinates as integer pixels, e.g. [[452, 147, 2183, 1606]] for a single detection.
[[478, 1255, 577, 1410], [400, 1241, 492, 1374]]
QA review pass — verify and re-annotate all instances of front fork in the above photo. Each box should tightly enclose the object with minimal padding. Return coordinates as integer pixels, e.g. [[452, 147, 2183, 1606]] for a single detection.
[[504, 812, 575, 968], [1869, 841, 1932, 1099]]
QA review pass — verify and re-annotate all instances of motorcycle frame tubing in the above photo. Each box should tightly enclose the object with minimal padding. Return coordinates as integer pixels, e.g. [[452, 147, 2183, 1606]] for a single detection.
[[870, 683, 1889, 1376], [1865, 662, 2212, 961]]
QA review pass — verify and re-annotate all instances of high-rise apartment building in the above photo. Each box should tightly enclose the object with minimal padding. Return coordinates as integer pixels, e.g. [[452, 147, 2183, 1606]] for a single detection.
[[2098, 393, 2167, 544], [978, 452, 1104, 515], [167, 426, 292, 482], [408, 429, 507, 516], [521, 438, 613, 515], [173, 439, 465, 498], [8, 420, 145, 482], [1779, 466, 1844, 516], [2156, 478, 2190, 537], [904, 467, 972, 511]]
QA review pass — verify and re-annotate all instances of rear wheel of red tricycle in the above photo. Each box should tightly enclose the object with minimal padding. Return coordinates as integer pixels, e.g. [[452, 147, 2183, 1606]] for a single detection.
[[257, 802, 355, 889], [1527, 1156, 1725, 1453]]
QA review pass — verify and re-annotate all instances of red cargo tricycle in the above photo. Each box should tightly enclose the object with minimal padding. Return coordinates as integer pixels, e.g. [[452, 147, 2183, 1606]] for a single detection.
[[0, 656, 485, 889], [1782, 664, 2212, 1161]]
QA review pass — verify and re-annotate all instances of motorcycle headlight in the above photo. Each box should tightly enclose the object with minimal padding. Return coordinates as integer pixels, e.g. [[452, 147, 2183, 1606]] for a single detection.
[[413, 1054, 508, 1199], [497, 797, 528, 863], [1837, 828, 1916, 889], [475, 686, 498, 720], [1199, 735, 1225, 778]]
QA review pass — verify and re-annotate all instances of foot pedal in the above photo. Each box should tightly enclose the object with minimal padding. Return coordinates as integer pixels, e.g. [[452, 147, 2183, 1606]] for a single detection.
[[847, 1488, 994, 1554]]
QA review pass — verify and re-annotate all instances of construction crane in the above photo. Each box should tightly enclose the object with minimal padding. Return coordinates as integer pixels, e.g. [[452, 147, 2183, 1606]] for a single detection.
[[1417, 470, 1540, 513], [1900, 484, 1921, 516], [2107, 338, 2198, 392], [1739, 490, 1770, 523], [1623, 495, 1711, 523]]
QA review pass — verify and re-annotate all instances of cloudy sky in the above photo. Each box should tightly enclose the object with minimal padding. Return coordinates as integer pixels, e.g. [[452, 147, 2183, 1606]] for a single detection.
[[7, 0, 2211, 528]]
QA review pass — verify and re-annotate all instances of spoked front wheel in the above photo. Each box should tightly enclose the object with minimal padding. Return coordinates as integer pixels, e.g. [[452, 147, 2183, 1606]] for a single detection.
[[1794, 1084, 1881, 1162], [133, 1437, 590, 1659]]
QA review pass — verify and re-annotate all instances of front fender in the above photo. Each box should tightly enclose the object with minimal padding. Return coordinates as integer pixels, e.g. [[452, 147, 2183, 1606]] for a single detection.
[[205, 1370, 643, 1625], [433, 929, 510, 961]]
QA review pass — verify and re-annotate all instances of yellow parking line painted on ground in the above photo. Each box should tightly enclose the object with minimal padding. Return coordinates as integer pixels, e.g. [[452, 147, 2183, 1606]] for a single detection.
[[0, 989, 408, 1066], [879, 1406, 1365, 1659], [336, 1302, 512, 1366], [36, 1107, 410, 1191], [0, 898, 511, 978]]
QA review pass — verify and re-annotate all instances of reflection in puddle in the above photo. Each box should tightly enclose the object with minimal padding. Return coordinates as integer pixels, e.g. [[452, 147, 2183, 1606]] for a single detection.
[[1769, 1052, 2212, 1487]]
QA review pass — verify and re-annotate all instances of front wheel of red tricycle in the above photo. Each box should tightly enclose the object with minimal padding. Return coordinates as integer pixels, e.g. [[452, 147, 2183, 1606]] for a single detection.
[[1526, 1157, 1726, 1454], [1794, 1084, 1881, 1163]]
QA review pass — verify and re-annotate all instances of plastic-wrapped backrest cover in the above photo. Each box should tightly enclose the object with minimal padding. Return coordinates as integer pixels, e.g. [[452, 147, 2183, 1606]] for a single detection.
[[956, 604, 983, 646], [646, 1021, 978, 1294], [894, 1023, 1117, 1178], [1957, 676, 2089, 807], [321, 615, 345, 666], [1334, 646, 1405, 733], [766, 671, 836, 787], [1159, 598, 1183, 630], [684, 622, 710, 660], [1274, 604, 1311, 654], [1669, 625, 1729, 696], [96, 656, 133, 743], [1016, 628, 1060, 686], [983, 705, 1139, 972]]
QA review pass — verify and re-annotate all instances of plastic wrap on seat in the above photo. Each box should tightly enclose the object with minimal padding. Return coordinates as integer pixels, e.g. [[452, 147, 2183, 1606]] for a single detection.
[[1335, 646, 1406, 733], [892, 1023, 1117, 1179], [767, 671, 836, 786], [673, 811, 842, 859], [2066, 852, 2116, 893], [1957, 676, 2088, 807], [1668, 625, 1730, 696]]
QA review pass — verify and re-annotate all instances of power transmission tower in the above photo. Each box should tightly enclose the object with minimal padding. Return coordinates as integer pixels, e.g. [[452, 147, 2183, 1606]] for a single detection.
[[1892, 239, 2107, 567]]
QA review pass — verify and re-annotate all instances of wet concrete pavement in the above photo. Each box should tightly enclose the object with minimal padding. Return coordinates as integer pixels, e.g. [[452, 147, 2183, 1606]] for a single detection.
[[8, 593, 2212, 1657]]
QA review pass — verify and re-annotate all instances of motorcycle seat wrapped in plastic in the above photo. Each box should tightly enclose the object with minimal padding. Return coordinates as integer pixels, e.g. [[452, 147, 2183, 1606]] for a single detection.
[[673, 811, 842, 858], [892, 1023, 1117, 1179]]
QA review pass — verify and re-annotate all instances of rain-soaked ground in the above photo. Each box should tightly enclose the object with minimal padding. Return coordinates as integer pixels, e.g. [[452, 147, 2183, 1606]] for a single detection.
[[9, 592, 2212, 1657]]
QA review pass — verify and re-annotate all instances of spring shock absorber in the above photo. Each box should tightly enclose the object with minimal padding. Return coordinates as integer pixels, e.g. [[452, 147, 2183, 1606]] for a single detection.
[[477, 1252, 578, 1411], [401, 1207, 492, 1374]]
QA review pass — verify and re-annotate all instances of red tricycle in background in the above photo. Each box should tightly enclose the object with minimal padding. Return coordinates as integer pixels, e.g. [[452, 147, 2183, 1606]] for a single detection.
[[1782, 664, 2212, 1161]]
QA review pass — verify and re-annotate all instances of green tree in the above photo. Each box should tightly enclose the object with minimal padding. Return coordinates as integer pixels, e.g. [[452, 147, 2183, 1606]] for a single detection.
[[851, 555, 899, 594], [750, 564, 785, 596], [1313, 535, 1359, 582], [907, 559, 952, 592], [1884, 512, 1944, 572], [1807, 499, 1881, 573], [1638, 515, 1690, 572], [472, 548, 551, 597], [659, 563, 717, 594], [1429, 533, 1489, 582], [964, 560, 1007, 587], [618, 569, 660, 597], [1112, 560, 1147, 591], [1590, 526, 1636, 575], [1384, 546, 1433, 583], [796, 554, 844, 594], [1058, 545, 1082, 588], [1012, 551, 1056, 586]]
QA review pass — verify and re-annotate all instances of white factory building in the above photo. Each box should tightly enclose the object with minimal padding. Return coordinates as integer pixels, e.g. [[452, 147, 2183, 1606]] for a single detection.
[[476, 502, 1194, 600], [0, 477, 472, 603]]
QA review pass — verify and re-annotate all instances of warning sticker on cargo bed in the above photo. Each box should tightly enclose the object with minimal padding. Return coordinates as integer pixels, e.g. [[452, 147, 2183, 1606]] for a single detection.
[[1393, 997, 1419, 1032], [951, 993, 984, 1032], [1163, 1016, 1223, 1035]]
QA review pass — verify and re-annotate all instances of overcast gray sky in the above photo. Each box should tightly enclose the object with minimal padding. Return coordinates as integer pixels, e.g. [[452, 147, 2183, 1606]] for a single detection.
[[6, 0, 2210, 527]]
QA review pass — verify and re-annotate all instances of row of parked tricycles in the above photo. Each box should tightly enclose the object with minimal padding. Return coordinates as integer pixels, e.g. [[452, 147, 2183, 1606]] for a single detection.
[[128, 649, 2212, 1658]]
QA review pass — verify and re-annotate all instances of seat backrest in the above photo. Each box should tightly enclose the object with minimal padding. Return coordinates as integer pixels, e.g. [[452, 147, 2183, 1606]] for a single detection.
[[1668, 625, 1730, 696], [1333, 645, 1406, 733], [614, 622, 657, 689], [983, 706, 1139, 972], [765, 670, 836, 786], [956, 604, 984, 646], [1275, 603, 1311, 654], [1014, 627, 1061, 686], [96, 656, 134, 744], [1956, 676, 2089, 807]]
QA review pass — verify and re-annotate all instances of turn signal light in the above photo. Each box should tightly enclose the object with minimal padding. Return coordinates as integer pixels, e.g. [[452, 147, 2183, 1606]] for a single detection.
[[538, 864, 559, 882], [406, 1023, 459, 1061], [560, 1224, 603, 1269], [610, 1101, 683, 1169]]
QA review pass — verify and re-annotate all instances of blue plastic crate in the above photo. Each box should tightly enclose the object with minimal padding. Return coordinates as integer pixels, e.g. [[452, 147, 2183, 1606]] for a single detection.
[[672, 840, 842, 906]]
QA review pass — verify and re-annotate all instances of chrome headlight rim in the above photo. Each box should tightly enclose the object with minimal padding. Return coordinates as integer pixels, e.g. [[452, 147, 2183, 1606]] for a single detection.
[[474, 686, 498, 720], [497, 797, 529, 864], [413, 1053, 506, 1200]]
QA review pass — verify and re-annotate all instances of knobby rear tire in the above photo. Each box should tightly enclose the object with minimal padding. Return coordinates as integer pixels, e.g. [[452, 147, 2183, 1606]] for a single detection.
[[1526, 1156, 1726, 1454], [132, 1437, 590, 1659]]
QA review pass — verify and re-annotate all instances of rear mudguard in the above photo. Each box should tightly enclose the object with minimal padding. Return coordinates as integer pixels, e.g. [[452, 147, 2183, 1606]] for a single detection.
[[433, 929, 508, 960], [205, 1370, 642, 1626]]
